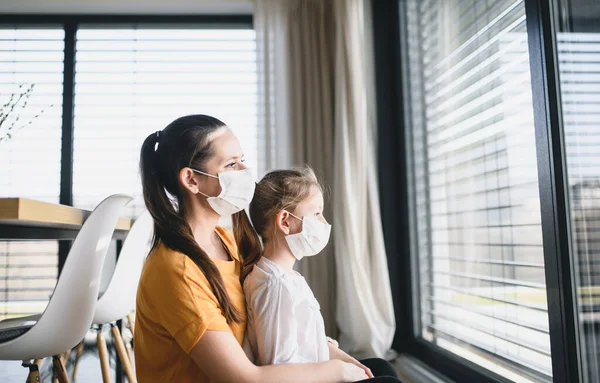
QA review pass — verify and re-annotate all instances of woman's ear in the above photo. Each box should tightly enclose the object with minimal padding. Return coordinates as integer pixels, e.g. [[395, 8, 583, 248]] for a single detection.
[[275, 210, 291, 235], [179, 167, 200, 194]]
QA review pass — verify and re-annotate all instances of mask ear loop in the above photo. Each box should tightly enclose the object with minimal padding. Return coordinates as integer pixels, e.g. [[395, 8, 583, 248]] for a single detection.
[[190, 168, 219, 197], [285, 211, 303, 222], [282, 211, 305, 240], [191, 168, 219, 179]]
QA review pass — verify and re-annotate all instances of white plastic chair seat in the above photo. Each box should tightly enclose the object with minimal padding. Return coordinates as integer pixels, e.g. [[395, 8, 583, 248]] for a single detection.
[[0, 289, 106, 343], [0, 287, 105, 342], [0, 194, 132, 361]]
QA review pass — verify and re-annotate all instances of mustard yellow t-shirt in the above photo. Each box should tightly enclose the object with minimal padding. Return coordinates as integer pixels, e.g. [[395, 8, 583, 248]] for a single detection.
[[134, 227, 246, 383]]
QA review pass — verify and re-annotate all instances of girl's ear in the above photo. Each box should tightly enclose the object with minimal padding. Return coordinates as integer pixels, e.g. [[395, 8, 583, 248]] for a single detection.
[[275, 210, 292, 235]]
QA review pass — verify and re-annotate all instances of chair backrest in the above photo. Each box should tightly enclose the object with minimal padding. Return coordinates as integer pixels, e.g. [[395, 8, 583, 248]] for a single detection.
[[2, 194, 132, 360], [93, 210, 153, 324]]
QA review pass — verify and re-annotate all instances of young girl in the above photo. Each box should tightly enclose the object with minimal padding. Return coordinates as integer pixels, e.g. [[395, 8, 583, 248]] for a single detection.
[[135, 115, 368, 383], [240, 167, 402, 382]]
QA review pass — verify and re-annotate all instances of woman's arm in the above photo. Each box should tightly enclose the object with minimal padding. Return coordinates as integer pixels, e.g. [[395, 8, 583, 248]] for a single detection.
[[191, 330, 367, 383]]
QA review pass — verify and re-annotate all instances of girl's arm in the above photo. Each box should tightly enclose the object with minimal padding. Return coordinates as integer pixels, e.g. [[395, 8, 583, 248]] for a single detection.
[[328, 342, 374, 379], [190, 330, 368, 383]]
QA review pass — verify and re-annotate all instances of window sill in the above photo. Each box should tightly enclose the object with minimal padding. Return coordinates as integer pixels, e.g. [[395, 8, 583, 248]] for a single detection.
[[394, 354, 454, 383]]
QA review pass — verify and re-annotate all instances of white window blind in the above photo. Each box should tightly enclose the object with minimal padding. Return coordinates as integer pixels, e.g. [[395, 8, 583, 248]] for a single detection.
[[558, 31, 600, 383], [403, 0, 551, 381], [72, 26, 258, 217], [559, 33, 600, 293], [0, 27, 64, 320], [0, 27, 63, 201]]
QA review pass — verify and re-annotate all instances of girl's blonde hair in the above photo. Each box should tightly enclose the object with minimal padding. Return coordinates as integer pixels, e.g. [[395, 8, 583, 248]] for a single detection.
[[233, 166, 323, 281]]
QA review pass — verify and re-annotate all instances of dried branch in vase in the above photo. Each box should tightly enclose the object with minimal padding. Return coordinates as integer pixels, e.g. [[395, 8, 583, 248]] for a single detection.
[[0, 83, 51, 143]]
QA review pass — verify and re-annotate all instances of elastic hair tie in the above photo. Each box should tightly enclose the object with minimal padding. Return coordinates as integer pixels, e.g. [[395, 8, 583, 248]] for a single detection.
[[154, 131, 161, 152]]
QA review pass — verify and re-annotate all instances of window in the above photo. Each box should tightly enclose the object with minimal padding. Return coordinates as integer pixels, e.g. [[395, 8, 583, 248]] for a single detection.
[[0, 18, 257, 321], [0, 27, 63, 201], [555, 1, 600, 381], [401, 0, 551, 380], [0, 26, 64, 320], [72, 26, 257, 217]]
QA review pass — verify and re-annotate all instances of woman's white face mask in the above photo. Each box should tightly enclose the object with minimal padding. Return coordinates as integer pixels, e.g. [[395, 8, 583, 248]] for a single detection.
[[284, 212, 332, 261], [192, 168, 256, 216]]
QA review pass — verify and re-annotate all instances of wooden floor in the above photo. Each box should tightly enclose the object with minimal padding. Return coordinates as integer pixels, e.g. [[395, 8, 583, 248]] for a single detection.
[[0, 350, 117, 382]]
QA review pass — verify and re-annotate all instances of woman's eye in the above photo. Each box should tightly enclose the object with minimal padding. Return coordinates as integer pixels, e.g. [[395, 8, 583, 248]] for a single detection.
[[226, 162, 236, 168]]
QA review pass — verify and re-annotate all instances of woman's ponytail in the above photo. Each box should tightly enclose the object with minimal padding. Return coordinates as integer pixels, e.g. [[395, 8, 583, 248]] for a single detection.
[[233, 209, 263, 282]]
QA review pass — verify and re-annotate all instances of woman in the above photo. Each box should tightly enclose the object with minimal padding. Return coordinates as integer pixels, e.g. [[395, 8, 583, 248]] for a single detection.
[[134, 115, 367, 382]]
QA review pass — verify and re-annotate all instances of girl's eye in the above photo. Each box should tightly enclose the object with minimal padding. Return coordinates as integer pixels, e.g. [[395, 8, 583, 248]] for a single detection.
[[226, 162, 236, 168]]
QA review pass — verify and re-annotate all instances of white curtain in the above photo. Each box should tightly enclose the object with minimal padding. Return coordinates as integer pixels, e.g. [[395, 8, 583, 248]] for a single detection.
[[330, 0, 395, 359], [253, 0, 395, 358], [254, 0, 293, 176]]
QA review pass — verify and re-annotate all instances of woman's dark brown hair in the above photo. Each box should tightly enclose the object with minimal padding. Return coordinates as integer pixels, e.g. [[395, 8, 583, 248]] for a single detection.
[[140, 114, 257, 324]]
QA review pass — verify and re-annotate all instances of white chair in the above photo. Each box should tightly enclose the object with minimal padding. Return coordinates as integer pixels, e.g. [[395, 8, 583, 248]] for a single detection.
[[89, 210, 153, 383], [0, 194, 133, 383]]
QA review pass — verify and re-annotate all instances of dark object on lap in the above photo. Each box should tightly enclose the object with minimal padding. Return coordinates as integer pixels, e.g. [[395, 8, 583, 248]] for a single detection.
[[358, 358, 404, 382]]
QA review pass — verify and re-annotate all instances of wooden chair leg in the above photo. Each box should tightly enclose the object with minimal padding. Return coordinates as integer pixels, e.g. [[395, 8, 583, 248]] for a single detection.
[[53, 350, 70, 383], [126, 339, 135, 366], [72, 341, 85, 381], [97, 330, 112, 383], [127, 313, 135, 336], [53, 358, 59, 383], [23, 361, 41, 383], [52, 355, 70, 383], [63, 348, 71, 363], [111, 324, 137, 383], [61, 349, 71, 370]]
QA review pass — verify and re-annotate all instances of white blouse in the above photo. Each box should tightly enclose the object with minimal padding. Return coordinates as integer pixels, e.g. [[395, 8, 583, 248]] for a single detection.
[[243, 257, 330, 365]]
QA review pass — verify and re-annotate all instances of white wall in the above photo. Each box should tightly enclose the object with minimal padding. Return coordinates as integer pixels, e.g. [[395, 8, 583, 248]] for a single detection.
[[0, 0, 253, 15]]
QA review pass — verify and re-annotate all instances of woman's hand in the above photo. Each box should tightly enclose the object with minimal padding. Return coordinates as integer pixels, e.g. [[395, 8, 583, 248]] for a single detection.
[[341, 361, 369, 382], [329, 342, 374, 379], [191, 331, 368, 383]]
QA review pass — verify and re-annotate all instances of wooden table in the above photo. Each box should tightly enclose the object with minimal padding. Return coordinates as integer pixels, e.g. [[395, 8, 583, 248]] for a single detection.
[[0, 198, 131, 240]]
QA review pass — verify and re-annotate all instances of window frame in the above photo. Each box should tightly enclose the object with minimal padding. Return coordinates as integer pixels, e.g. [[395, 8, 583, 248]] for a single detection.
[[373, 0, 582, 382], [0, 16, 253, 382], [0, 13, 253, 207], [0, 13, 253, 268]]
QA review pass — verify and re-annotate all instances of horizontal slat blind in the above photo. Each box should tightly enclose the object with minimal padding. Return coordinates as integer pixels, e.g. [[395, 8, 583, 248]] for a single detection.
[[0, 27, 63, 201], [0, 241, 58, 320], [72, 26, 257, 217], [404, 0, 551, 380], [559, 33, 600, 292], [558, 31, 600, 383], [0, 27, 63, 320]]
